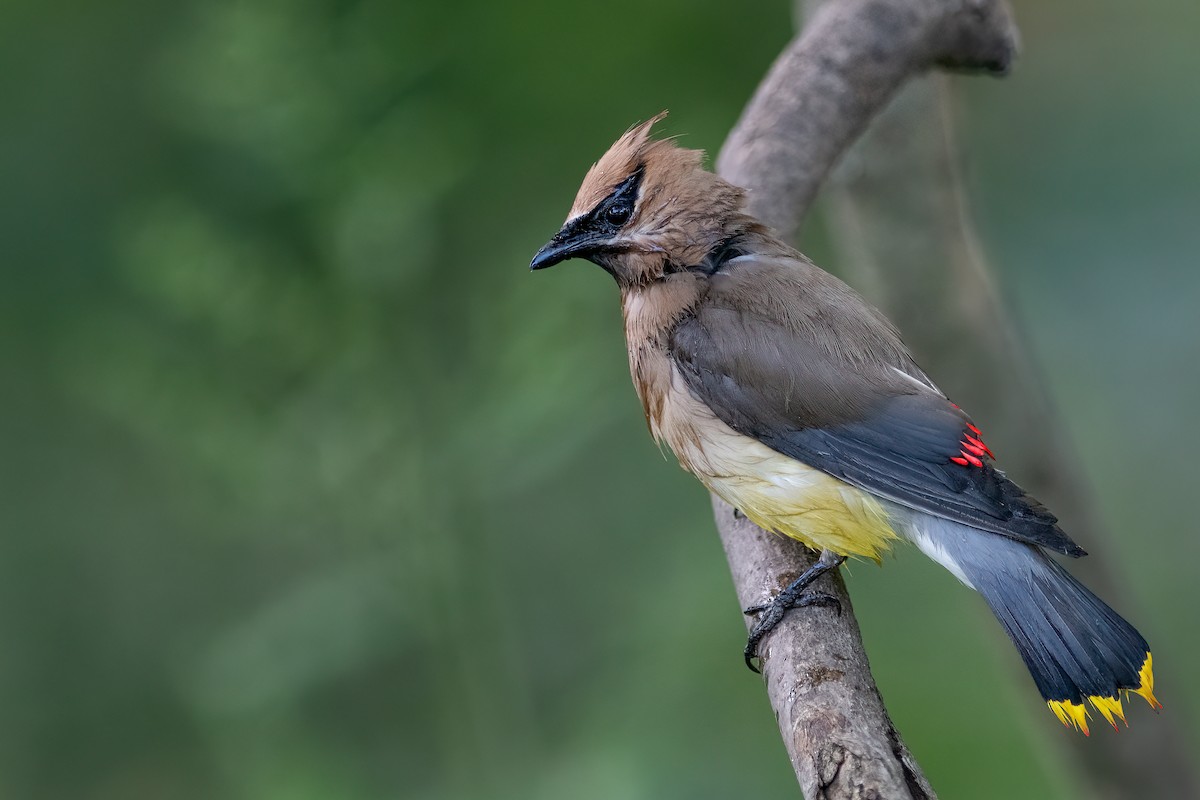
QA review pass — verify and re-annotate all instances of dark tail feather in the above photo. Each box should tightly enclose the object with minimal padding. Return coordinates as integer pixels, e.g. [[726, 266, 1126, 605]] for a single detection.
[[919, 517, 1159, 734]]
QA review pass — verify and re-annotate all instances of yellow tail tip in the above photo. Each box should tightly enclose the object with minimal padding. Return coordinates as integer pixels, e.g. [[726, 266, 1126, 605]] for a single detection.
[[1048, 652, 1159, 734], [1127, 651, 1162, 710], [1089, 695, 1126, 732], [1048, 698, 1092, 736]]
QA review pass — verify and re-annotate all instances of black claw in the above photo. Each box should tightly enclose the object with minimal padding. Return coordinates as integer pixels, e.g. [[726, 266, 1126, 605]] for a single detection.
[[742, 590, 842, 671], [733, 508, 744, 520], [798, 592, 840, 615], [739, 550, 847, 674]]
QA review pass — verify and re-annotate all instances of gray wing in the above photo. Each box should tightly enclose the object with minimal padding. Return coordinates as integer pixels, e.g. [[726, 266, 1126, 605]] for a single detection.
[[671, 256, 1084, 557]]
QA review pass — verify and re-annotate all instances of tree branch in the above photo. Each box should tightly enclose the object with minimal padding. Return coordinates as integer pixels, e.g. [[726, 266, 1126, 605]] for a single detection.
[[712, 1, 1020, 797], [714, 497, 934, 799], [819, 48, 1200, 800], [717, 0, 1016, 238]]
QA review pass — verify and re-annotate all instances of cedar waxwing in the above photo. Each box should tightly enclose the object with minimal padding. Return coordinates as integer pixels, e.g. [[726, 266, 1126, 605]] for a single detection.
[[531, 114, 1159, 735]]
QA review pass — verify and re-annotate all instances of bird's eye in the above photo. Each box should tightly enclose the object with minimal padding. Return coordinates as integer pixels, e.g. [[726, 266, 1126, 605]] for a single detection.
[[605, 203, 632, 226]]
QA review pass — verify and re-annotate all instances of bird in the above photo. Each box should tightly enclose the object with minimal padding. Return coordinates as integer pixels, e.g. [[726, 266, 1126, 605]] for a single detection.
[[530, 113, 1159, 735]]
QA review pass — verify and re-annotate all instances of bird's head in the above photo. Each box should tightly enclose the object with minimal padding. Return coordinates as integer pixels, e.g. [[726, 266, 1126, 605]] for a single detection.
[[531, 112, 754, 289]]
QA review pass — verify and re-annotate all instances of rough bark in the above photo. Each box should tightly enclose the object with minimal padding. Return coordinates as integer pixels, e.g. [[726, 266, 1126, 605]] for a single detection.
[[714, 497, 934, 800], [712, 1, 1016, 797], [717, 0, 1017, 239]]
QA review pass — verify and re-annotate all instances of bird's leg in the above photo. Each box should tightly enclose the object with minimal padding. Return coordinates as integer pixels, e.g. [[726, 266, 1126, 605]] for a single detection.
[[743, 548, 846, 673]]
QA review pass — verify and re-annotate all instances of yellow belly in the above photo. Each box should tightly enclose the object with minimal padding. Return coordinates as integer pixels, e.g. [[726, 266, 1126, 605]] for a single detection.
[[648, 363, 898, 562], [703, 458, 898, 562]]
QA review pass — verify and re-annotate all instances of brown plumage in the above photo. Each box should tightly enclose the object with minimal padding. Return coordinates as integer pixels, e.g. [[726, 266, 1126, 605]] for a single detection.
[[531, 114, 1158, 733], [566, 112, 757, 280], [536, 115, 1071, 554]]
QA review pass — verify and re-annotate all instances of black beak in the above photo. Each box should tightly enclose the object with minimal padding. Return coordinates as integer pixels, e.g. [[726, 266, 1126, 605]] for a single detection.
[[530, 218, 605, 271]]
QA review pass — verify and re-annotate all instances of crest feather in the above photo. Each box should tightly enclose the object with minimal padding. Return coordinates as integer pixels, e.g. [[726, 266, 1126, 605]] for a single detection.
[[569, 111, 698, 219], [556, 112, 751, 275]]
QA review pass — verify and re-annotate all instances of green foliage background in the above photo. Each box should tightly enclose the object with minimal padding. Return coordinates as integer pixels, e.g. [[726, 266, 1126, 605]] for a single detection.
[[2, 0, 1197, 797]]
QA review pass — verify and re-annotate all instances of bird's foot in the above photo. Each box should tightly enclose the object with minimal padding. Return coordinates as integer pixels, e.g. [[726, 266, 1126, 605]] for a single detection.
[[741, 549, 846, 673], [743, 591, 840, 672]]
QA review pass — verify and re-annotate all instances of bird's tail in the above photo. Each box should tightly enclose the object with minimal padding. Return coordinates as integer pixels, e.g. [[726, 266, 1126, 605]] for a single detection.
[[904, 515, 1160, 735]]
